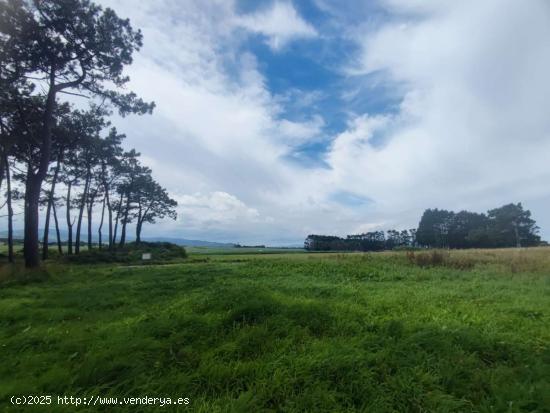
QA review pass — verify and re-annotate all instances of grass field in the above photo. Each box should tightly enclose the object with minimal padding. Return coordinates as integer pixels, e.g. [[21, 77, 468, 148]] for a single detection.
[[0, 249, 549, 412], [185, 246, 305, 255]]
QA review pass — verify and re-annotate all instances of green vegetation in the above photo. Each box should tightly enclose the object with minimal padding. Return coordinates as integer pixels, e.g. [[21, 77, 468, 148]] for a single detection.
[[416, 203, 540, 248], [306, 203, 542, 252], [186, 246, 305, 255], [1, 248, 549, 412], [63, 242, 187, 265], [0, 242, 187, 266], [1, 0, 157, 267]]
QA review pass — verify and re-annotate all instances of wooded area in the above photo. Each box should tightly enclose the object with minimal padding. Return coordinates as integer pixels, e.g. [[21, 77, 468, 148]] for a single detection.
[[0, 0, 177, 266], [305, 203, 541, 251]]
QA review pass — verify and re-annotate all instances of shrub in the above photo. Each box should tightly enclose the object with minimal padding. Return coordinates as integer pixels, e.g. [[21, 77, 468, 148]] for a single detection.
[[64, 242, 187, 265]]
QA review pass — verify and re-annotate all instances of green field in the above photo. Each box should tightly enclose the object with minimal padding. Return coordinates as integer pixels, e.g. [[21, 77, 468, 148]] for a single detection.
[[1, 249, 549, 412], [185, 246, 305, 255]]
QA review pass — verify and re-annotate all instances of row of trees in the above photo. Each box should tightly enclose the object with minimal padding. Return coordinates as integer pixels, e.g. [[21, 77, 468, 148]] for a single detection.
[[304, 229, 418, 252], [0, 0, 176, 266], [304, 203, 541, 251]]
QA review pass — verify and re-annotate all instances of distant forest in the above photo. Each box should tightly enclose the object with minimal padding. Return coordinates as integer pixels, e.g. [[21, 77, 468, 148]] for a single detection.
[[305, 203, 542, 251]]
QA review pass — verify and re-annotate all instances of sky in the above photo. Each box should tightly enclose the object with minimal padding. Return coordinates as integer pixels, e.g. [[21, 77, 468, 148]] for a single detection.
[[35, 0, 550, 245]]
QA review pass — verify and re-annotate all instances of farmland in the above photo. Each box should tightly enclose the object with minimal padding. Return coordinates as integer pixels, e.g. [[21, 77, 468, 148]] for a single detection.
[[0, 248, 549, 412]]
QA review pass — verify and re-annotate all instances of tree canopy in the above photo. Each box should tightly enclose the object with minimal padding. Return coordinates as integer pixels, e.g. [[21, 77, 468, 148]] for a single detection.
[[305, 203, 541, 252], [416, 203, 540, 249], [0, 0, 177, 266]]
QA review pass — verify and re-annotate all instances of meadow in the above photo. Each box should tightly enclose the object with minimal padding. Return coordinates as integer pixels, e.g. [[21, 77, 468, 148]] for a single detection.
[[0, 248, 549, 412]]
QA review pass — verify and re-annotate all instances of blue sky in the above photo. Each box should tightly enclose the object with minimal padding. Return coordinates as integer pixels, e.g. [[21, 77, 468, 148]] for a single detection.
[[16, 0, 549, 245]]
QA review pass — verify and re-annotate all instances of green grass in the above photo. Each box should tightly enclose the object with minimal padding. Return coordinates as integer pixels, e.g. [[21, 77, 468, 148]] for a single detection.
[[185, 246, 305, 255], [0, 250, 549, 412]]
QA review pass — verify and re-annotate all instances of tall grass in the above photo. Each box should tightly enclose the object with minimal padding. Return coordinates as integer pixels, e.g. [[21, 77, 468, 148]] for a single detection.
[[0, 249, 549, 412], [406, 247, 550, 273]]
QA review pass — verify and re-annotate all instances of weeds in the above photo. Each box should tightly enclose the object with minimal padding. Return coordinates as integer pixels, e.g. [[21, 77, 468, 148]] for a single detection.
[[404, 247, 550, 272]]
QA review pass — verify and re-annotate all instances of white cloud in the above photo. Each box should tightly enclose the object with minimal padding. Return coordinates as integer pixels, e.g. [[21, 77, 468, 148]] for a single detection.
[[379, 0, 451, 15], [234, 2, 317, 50], [326, 0, 550, 232], [176, 191, 261, 228], [61, 0, 550, 245], [354, 221, 388, 234], [86, 0, 331, 243], [277, 115, 325, 145], [350, 1, 550, 207]]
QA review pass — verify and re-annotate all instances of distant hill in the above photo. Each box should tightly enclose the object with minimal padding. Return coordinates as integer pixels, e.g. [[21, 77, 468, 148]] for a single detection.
[[0, 229, 25, 240], [0, 230, 235, 248]]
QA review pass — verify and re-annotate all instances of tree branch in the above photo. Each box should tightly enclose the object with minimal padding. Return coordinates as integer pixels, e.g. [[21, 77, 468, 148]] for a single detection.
[[58, 90, 91, 99], [54, 64, 87, 92]]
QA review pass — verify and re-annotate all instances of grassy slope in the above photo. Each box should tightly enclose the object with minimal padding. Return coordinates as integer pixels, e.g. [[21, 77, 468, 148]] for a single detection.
[[0, 251, 549, 412]]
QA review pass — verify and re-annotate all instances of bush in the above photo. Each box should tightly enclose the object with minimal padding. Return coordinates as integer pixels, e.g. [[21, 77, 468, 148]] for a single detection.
[[64, 241, 187, 265]]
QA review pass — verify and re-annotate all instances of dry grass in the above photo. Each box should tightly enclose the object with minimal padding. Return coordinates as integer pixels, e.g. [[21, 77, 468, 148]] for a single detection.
[[406, 246, 550, 272]]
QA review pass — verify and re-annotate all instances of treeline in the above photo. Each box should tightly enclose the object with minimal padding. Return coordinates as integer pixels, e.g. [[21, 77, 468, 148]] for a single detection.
[[305, 203, 541, 251], [0, 0, 176, 266], [305, 229, 417, 252]]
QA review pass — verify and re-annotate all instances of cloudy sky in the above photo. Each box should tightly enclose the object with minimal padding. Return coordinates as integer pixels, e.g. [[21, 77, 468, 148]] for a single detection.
[[90, 0, 550, 245]]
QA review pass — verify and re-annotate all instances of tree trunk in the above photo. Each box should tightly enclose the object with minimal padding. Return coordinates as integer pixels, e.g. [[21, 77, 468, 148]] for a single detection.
[[119, 219, 127, 247], [52, 201, 63, 255], [86, 188, 97, 250], [24, 171, 42, 267], [87, 201, 93, 250], [119, 193, 131, 248], [0, 154, 4, 193], [112, 192, 124, 247], [101, 163, 113, 250], [4, 154, 14, 263], [75, 168, 91, 254], [136, 219, 143, 244], [42, 155, 62, 260], [106, 190, 113, 249], [135, 204, 142, 244], [66, 182, 73, 255], [42, 200, 52, 260], [24, 77, 56, 267], [98, 196, 106, 249]]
